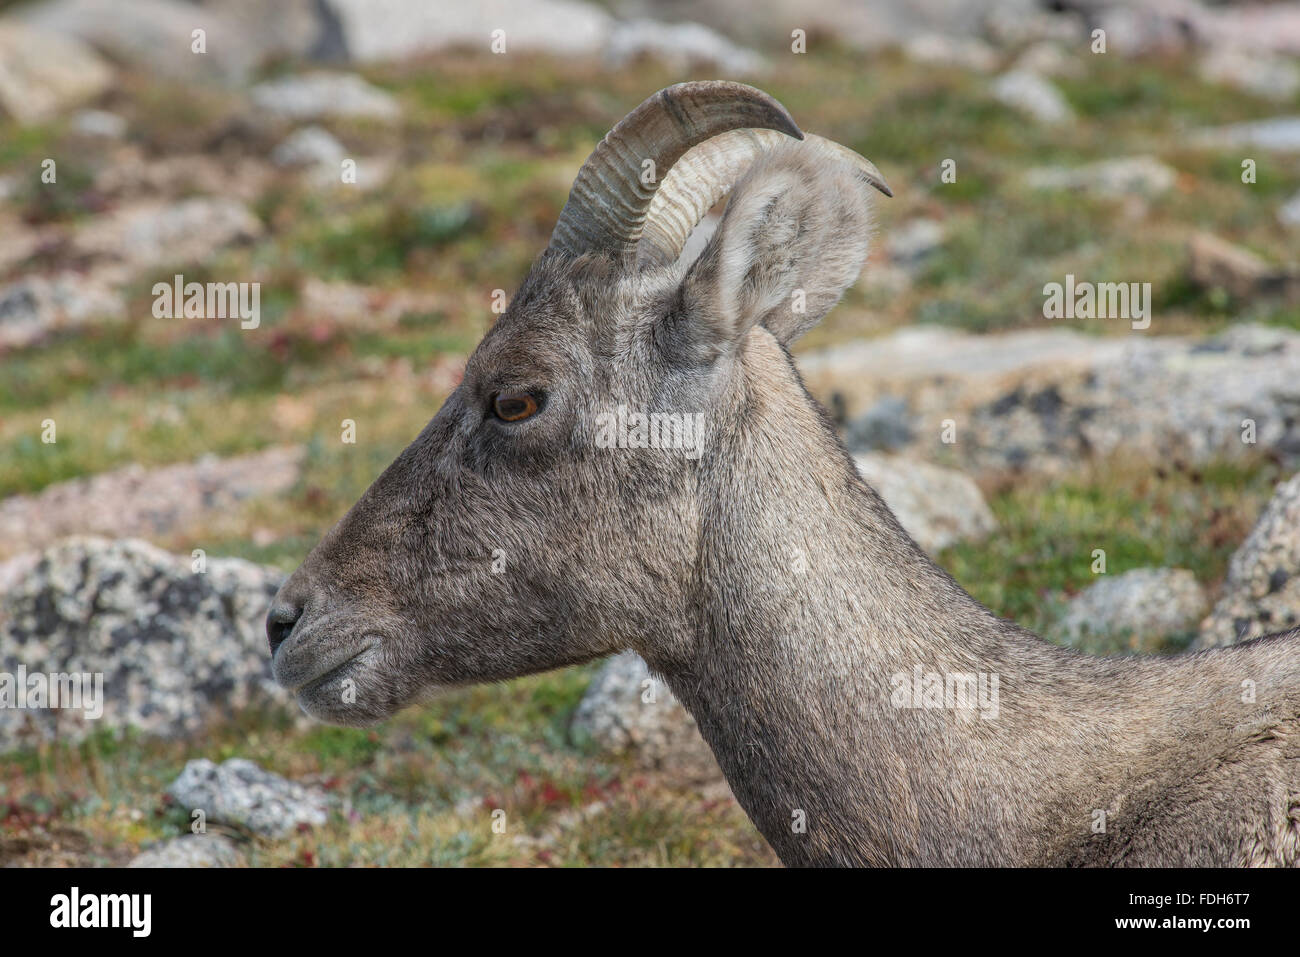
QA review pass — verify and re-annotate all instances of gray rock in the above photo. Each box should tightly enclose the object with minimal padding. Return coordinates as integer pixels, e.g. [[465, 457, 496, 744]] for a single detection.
[[1279, 190, 1300, 229], [886, 218, 946, 269], [198, 0, 327, 63], [1025, 156, 1177, 197], [70, 108, 127, 139], [0, 447, 305, 560], [800, 324, 1300, 477], [0, 270, 126, 349], [903, 33, 999, 73], [1192, 116, 1300, 152], [167, 758, 329, 838], [992, 69, 1074, 124], [845, 395, 914, 452], [72, 197, 263, 268], [0, 22, 112, 125], [853, 453, 997, 554], [321, 0, 612, 60], [271, 125, 347, 168], [0, 537, 290, 752], [1197, 472, 1300, 648], [1012, 41, 1082, 78], [128, 833, 245, 867], [571, 652, 720, 781], [1053, 568, 1208, 650], [251, 72, 400, 122], [20, 0, 257, 83], [1199, 47, 1300, 102], [606, 19, 765, 74]]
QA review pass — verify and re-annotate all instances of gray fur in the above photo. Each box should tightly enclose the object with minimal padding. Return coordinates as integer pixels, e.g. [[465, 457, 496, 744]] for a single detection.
[[270, 122, 1300, 868]]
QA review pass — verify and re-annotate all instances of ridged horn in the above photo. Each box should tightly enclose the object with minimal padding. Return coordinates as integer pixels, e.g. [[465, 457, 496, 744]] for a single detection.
[[638, 129, 893, 269], [546, 81, 803, 259]]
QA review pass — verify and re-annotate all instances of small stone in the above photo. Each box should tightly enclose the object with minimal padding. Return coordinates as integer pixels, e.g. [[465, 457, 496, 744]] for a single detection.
[[886, 219, 946, 269], [271, 126, 347, 168], [70, 109, 127, 139], [128, 834, 245, 868], [251, 72, 401, 122], [167, 758, 330, 838], [1025, 156, 1177, 198], [992, 69, 1074, 124]]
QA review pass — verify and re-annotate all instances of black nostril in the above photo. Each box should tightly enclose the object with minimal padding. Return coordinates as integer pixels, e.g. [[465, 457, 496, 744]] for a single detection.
[[266, 603, 303, 656]]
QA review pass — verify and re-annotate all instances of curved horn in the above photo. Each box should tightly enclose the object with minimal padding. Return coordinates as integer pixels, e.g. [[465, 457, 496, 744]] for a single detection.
[[638, 129, 893, 269], [546, 81, 803, 259]]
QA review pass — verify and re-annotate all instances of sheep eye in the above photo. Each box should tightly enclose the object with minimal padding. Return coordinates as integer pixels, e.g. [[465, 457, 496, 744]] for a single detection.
[[492, 391, 541, 422]]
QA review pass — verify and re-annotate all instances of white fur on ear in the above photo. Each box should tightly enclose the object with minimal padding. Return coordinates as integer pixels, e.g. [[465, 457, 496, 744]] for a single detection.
[[676, 142, 876, 360]]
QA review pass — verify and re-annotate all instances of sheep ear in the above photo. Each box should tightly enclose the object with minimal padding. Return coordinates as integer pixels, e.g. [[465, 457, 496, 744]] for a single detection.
[[672, 145, 877, 361]]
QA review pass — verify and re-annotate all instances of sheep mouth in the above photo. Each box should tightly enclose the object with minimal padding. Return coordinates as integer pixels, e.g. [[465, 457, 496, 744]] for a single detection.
[[272, 628, 380, 694], [295, 642, 377, 695]]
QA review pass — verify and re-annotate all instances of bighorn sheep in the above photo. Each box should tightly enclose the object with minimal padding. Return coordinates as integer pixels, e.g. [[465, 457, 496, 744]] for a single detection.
[[268, 82, 1300, 867]]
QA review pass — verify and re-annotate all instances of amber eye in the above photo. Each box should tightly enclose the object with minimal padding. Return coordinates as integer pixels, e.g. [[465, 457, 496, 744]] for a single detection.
[[492, 391, 541, 422]]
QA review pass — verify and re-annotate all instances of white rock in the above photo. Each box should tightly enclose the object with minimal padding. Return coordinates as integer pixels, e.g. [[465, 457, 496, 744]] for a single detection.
[[168, 759, 330, 838], [271, 125, 347, 168], [606, 19, 765, 74], [70, 108, 127, 139], [904, 33, 999, 73], [1025, 156, 1178, 197], [129, 834, 245, 867], [992, 69, 1075, 124], [72, 197, 263, 268], [251, 72, 401, 122], [321, 0, 612, 61], [20, 0, 256, 82], [1192, 116, 1300, 152], [1280, 190, 1300, 228], [1199, 47, 1300, 102], [0, 22, 112, 124]]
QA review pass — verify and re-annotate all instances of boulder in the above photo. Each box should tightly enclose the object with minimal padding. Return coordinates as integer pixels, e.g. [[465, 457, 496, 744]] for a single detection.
[[71, 197, 263, 268], [854, 453, 997, 554], [320, 0, 611, 61], [1053, 568, 1208, 651], [167, 758, 330, 838], [20, 0, 257, 83], [128, 833, 245, 867], [1197, 472, 1300, 648], [0, 22, 112, 124], [571, 652, 720, 781], [800, 324, 1300, 477], [0, 537, 289, 752], [0, 270, 126, 350]]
